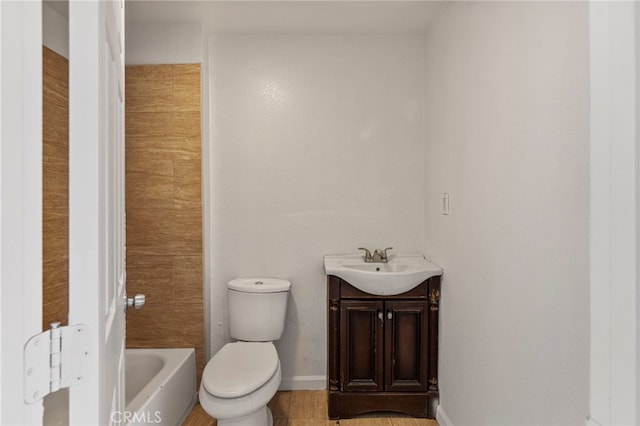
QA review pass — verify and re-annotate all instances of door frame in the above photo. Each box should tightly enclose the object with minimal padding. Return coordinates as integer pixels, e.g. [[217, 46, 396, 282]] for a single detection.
[[589, 2, 640, 425], [0, 1, 44, 424]]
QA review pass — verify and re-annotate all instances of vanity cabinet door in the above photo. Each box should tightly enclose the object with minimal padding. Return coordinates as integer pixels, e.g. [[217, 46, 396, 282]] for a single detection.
[[384, 300, 429, 392], [340, 300, 384, 391]]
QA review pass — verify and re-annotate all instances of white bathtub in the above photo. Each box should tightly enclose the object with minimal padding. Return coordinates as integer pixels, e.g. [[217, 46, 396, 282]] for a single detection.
[[125, 348, 197, 426], [43, 348, 196, 425]]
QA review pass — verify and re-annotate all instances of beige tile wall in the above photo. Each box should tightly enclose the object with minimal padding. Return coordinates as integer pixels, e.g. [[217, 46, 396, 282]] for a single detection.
[[43, 46, 69, 329], [124, 64, 205, 383]]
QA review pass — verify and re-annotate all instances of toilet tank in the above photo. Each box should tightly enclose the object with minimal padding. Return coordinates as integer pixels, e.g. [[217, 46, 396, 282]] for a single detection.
[[228, 278, 291, 342]]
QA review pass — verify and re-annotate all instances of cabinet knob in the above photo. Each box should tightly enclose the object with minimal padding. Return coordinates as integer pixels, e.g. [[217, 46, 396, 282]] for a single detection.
[[377, 311, 384, 323], [387, 311, 393, 320]]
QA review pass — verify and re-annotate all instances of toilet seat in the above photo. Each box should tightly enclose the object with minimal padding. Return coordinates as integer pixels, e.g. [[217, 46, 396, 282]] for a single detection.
[[202, 342, 278, 398]]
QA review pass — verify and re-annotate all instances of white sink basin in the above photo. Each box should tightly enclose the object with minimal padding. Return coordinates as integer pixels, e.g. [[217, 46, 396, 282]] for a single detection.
[[324, 254, 442, 296]]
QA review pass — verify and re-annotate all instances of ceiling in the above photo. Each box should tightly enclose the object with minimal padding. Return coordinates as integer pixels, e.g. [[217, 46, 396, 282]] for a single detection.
[[47, 1, 442, 34]]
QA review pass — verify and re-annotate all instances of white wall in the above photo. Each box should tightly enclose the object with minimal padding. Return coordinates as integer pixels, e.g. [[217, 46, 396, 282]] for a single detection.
[[423, 2, 590, 425], [208, 35, 425, 387], [125, 23, 202, 65], [43, 2, 68, 58]]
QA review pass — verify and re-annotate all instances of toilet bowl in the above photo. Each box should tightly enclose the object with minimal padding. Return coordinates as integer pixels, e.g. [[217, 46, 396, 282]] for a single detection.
[[199, 278, 291, 426], [199, 342, 281, 425]]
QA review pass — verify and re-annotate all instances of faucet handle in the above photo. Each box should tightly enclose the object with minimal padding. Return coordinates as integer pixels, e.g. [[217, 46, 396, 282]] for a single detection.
[[381, 247, 394, 261], [358, 247, 373, 262]]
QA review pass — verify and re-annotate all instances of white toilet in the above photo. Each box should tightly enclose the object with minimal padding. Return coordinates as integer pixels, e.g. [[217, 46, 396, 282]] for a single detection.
[[199, 278, 291, 426]]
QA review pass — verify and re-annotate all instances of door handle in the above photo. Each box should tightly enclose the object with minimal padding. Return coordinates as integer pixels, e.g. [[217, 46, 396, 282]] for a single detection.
[[126, 294, 146, 310]]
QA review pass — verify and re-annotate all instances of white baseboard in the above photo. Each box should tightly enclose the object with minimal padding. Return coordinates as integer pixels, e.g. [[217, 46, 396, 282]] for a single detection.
[[279, 376, 326, 390], [436, 405, 453, 426], [586, 416, 603, 426]]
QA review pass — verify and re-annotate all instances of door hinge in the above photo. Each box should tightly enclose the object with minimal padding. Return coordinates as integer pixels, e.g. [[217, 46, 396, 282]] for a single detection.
[[23, 322, 91, 404]]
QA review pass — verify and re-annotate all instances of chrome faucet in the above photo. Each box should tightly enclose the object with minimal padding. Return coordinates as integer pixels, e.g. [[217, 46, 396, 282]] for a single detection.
[[373, 247, 393, 263], [358, 247, 373, 262], [358, 247, 393, 263]]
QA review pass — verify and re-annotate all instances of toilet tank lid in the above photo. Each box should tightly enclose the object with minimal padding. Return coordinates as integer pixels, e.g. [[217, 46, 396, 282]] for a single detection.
[[228, 278, 291, 293]]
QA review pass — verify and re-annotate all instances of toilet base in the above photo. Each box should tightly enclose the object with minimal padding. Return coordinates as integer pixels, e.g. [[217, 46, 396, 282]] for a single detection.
[[217, 406, 273, 426]]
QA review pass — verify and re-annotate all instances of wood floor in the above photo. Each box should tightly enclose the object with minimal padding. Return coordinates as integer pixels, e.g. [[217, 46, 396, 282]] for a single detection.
[[183, 390, 438, 426]]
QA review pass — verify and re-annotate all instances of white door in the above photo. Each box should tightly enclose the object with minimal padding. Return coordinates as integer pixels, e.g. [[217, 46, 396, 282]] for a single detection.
[[68, 1, 127, 425]]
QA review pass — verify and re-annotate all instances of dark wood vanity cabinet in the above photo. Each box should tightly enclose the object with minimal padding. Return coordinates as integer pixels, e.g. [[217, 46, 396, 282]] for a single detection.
[[327, 275, 441, 419]]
